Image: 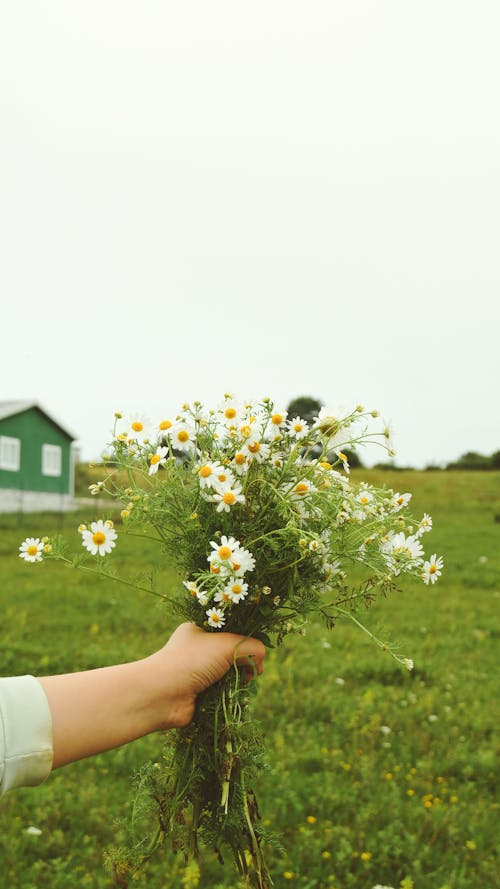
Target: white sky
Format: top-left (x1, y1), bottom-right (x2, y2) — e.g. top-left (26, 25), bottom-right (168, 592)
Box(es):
top-left (1, 1), bottom-right (499, 467)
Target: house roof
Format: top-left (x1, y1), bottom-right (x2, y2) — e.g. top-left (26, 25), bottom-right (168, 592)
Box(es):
top-left (0, 401), bottom-right (77, 441)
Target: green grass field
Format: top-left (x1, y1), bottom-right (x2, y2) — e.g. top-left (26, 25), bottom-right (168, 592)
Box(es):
top-left (0, 471), bottom-right (498, 889)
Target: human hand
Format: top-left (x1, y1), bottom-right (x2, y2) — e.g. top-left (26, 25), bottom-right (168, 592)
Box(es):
top-left (142, 622), bottom-right (266, 731)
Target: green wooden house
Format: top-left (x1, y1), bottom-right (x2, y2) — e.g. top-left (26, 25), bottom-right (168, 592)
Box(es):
top-left (0, 401), bottom-right (77, 512)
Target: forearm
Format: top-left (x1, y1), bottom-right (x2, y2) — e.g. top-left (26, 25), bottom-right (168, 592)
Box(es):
top-left (37, 656), bottom-right (169, 769)
top-left (36, 623), bottom-right (265, 771)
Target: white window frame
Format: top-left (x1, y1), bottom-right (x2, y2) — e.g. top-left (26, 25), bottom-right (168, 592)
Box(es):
top-left (0, 435), bottom-right (21, 471)
top-left (42, 443), bottom-right (62, 477)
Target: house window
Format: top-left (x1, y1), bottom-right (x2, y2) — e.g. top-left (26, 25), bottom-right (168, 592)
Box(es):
top-left (0, 436), bottom-right (21, 471)
top-left (42, 444), bottom-right (62, 477)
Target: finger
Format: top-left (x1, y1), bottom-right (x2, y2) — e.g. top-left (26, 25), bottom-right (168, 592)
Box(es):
top-left (230, 635), bottom-right (266, 671)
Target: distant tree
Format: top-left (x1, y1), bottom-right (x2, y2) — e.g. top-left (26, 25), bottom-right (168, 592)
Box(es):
top-left (446, 451), bottom-right (492, 470)
top-left (286, 395), bottom-right (322, 426)
top-left (491, 450), bottom-right (500, 469)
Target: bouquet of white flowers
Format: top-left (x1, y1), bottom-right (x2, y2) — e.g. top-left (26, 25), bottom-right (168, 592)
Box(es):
top-left (21, 396), bottom-right (443, 887)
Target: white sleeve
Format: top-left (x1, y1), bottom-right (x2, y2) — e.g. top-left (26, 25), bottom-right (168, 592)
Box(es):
top-left (0, 676), bottom-right (53, 796)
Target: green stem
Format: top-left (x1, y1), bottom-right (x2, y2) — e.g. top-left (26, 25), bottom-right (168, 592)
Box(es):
top-left (55, 556), bottom-right (172, 602)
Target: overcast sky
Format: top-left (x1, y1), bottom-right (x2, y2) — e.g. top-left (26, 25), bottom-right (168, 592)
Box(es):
top-left (1, 1), bottom-right (499, 467)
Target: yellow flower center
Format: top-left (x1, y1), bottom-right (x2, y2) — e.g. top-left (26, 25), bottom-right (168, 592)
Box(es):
top-left (231, 561), bottom-right (241, 572)
top-left (225, 407), bottom-right (237, 419)
top-left (218, 545), bottom-right (232, 560)
top-left (210, 564), bottom-right (221, 574)
top-left (271, 413), bottom-right (283, 425)
top-left (429, 564), bottom-right (437, 574)
top-left (295, 483), bottom-right (308, 495)
top-left (27, 545), bottom-right (38, 556)
top-left (199, 465), bottom-right (212, 478)
top-left (159, 420), bottom-right (172, 430)
top-left (131, 421), bottom-right (143, 432)
top-left (92, 532), bottom-right (106, 545)
top-left (177, 430), bottom-right (189, 443)
top-left (232, 584), bottom-right (242, 595)
top-left (150, 454), bottom-right (161, 465)
top-left (360, 496), bottom-right (370, 505)
top-left (248, 442), bottom-right (260, 453)
top-left (222, 491), bottom-right (236, 505)
top-left (218, 473), bottom-right (227, 482)
top-left (240, 425), bottom-right (252, 439)
top-left (234, 453), bottom-right (246, 465)
top-left (320, 461), bottom-right (332, 470)
top-left (294, 423), bottom-right (303, 432)
top-left (211, 613), bottom-right (221, 623)
top-left (338, 452), bottom-right (347, 462)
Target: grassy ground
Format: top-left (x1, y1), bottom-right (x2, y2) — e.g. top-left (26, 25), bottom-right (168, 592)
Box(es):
top-left (0, 471), bottom-right (498, 889)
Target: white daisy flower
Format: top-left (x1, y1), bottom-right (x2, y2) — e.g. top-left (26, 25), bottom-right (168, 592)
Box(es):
top-left (125, 413), bottom-right (152, 444)
top-left (219, 397), bottom-right (243, 425)
top-left (231, 452), bottom-right (249, 474)
top-left (168, 420), bottom-right (196, 452)
top-left (230, 545), bottom-right (256, 576)
top-left (357, 489), bottom-right (374, 507)
top-left (335, 450), bottom-right (350, 474)
top-left (238, 419), bottom-right (260, 446)
top-left (422, 554), bottom-right (444, 585)
top-left (381, 532), bottom-right (424, 574)
top-left (314, 404), bottom-right (352, 431)
top-left (290, 479), bottom-right (316, 500)
top-left (323, 557), bottom-right (342, 577)
top-left (392, 491), bottom-right (412, 511)
top-left (206, 607), bottom-right (226, 629)
top-left (157, 418), bottom-right (173, 435)
top-left (80, 519), bottom-right (117, 557)
top-left (267, 408), bottom-right (288, 440)
top-left (183, 580), bottom-right (201, 598)
top-left (148, 446), bottom-right (168, 475)
top-left (416, 513), bottom-right (433, 536)
top-left (213, 587), bottom-right (234, 605)
top-left (211, 482), bottom-right (246, 513)
top-left (212, 467), bottom-right (236, 491)
top-left (270, 408), bottom-right (287, 427)
top-left (219, 579), bottom-right (249, 604)
top-left (208, 536), bottom-right (240, 572)
top-left (243, 440), bottom-right (271, 464)
top-left (270, 452), bottom-right (285, 469)
top-left (197, 460), bottom-right (227, 489)
top-left (19, 537), bottom-right (44, 563)
top-left (88, 481), bottom-right (104, 495)
top-left (288, 416), bottom-right (309, 440)
top-left (184, 579), bottom-right (209, 606)
top-left (209, 535), bottom-right (240, 557)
